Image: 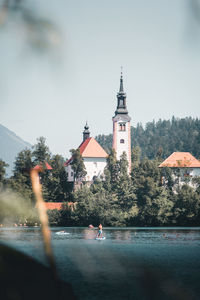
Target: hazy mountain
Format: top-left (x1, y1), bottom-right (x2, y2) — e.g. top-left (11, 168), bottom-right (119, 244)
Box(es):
top-left (0, 124), bottom-right (32, 177)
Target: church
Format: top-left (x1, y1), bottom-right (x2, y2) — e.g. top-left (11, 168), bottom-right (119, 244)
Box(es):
top-left (65, 72), bottom-right (131, 182)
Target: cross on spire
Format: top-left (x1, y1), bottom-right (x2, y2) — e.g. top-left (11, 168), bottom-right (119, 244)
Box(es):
top-left (119, 66), bottom-right (124, 93)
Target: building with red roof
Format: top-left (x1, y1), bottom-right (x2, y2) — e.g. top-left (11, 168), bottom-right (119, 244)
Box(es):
top-left (159, 152), bottom-right (200, 185)
top-left (33, 161), bottom-right (52, 172)
top-left (44, 202), bottom-right (75, 211)
top-left (64, 123), bottom-right (108, 182)
top-left (45, 202), bottom-right (63, 210)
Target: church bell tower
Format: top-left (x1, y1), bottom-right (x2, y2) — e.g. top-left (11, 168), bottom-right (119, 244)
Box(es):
top-left (112, 71), bottom-right (131, 173)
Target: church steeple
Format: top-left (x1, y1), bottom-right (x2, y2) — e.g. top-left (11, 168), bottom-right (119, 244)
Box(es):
top-left (115, 71), bottom-right (128, 115)
top-left (83, 122), bottom-right (90, 141)
top-left (119, 71), bottom-right (124, 93)
top-left (112, 69), bottom-right (131, 174)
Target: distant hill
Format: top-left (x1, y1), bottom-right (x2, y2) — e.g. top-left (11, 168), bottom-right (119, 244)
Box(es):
top-left (0, 124), bottom-right (32, 177)
top-left (96, 117), bottom-right (200, 160)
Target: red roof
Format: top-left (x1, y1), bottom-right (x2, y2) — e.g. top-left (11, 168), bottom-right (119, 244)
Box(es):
top-left (33, 162), bottom-right (52, 172)
top-left (45, 202), bottom-right (74, 210)
top-left (64, 137), bottom-right (108, 166)
top-left (79, 137), bottom-right (92, 155)
top-left (159, 152), bottom-right (200, 168)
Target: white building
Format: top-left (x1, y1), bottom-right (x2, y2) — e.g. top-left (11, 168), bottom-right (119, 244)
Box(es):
top-left (65, 123), bottom-right (108, 182)
top-left (159, 152), bottom-right (200, 187)
top-left (112, 72), bottom-right (131, 173)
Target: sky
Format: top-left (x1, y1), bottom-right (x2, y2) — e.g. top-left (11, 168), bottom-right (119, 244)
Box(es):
top-left (1, 0), bottom-right (200, 159)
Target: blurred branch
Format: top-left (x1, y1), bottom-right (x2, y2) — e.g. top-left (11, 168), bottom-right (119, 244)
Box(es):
top-left (30, 169), bottom-right (57, 279)
top-left (0, 0), bottom-right (62, 53)
top-left (191, 0), bottom-right (200, 23)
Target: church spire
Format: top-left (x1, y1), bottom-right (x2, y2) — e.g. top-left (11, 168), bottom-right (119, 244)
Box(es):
top-left (83, 122), bottom-right (90, 141)
top-left (112, 69), bottom-right (132, 174)
top-left (115, 69), bottom-right (128, 115)
top-left (119, 68), bottom-right (124, 93)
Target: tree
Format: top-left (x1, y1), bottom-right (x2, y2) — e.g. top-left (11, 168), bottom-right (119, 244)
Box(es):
top-left (172, 185), bottom-right (200, 226)
top-left (0, 159), bottom-right (8, 184)
top-left (131, 146), bottom-right (141, 167)
top-left (105, 148), bottom-right (119, 183)
top-left (119, 152), bottom-right (128, 176)
top-left (70, 149), bottom-right (87, 182)
top-left (8, 149), bottom-right (33, 200)
top-left (97, 117), bottom-right (200, 160)
top-left (132, 158), bottom-right (173, 225)
top-left (115, 152), bottom-right (136, 212)
top-left (32, 137), bottom-right (51, 165)
top-left (47, 154), bottom-right (71, 201)
top-left (32, 137), bottom-right (52, 200)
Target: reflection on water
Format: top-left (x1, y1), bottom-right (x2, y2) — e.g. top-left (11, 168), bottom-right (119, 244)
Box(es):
top-left (1, 227), bottom-right (200, 300)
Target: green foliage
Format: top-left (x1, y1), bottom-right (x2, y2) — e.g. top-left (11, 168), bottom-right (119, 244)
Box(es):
top-left (0, 159), bottom-right (8, 183)
top-left (7, 149), bottom-right (33, 200)
top-left (70, 148), bottom-right (87, 182)
top-left (105, 148), bottom-right (119, 184)
top-left (2, 119), bottom-right (200, 227)
top-left (32, 137), bottom-right (51, 164)
top-left (0, 188), bottom-right (39, 226)
top-left (96, 117), bottom-right (200, 160)
top-left (172, 185), bottom-right (200, 226)
top-left (95, 134), bottom-right (112, 153)
top-left (47, 155), bottom-right (70, 201)
top-left (4, 137), bottom-right (71, 203)
top-left (131, 146), bottom-right (141, 167)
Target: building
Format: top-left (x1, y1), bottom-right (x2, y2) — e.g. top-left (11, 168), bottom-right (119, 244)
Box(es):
top-left (44, 202), bottom-right (75, 211)
top-left (112, 72), bottom-right (131, 173)
top-left (64, 123), bottom-right (108, 182)
top-left (33, 161), bottom-right (52, 172)
top-left (159, 152), bottom-right (200, 187)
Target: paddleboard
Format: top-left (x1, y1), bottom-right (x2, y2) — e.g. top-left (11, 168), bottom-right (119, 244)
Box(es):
top-left (55, 231), bottom-right (69, 235)
top-left (95, 237), bottom-right (106, 240)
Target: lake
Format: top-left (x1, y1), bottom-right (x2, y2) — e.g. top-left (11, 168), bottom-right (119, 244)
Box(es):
top-left (1, 227), bottom-right (200, 300)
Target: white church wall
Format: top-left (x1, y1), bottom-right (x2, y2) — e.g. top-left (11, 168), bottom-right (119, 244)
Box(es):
top-left (65, 164), bottom-right (74, 182)
top-left (114, 120), bottom-right (131, 169)
top-left (83, 157), bottom-right (107, 181)
top-left (192, 168), bottom-right (200, 177)
top-left (65, 157), bottom-right (107, 182)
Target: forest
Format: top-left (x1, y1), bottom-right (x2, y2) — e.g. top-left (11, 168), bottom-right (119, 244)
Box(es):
top-left (0, 117), bottom-right (200, 227)
top-left (96, 116), bottom-right (200, 159)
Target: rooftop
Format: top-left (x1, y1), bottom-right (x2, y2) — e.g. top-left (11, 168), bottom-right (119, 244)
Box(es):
top-left (159, 152), bottom-right (200, 168)
top-left (64, 137), bottom-right (107, 166)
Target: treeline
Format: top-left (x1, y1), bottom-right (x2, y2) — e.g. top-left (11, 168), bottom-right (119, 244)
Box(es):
top-left (46, 149), bottom-right (200, 227)
top-left (96, 116), bottom-right (200, 159)
top-left (0, 120), bottom-right (200, 227)
top-left (0, 137), bottom-right (72, 225)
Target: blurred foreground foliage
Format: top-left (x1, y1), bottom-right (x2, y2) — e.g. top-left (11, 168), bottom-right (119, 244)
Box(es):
top-left (1, 136), bottom-right (200, 227)
top-left (0, 0), bottom-right (62, 53)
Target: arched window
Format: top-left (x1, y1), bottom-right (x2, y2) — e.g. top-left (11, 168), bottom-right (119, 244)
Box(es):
top-left (120, 139), bottom-right (125, 144)
top-left (119, 123), bottom-right (126, 131)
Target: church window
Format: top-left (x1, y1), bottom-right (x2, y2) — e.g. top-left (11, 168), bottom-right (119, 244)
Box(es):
top-left (119, 123), bottom-right (126, 131)
top-left (120, 139), bottom-right (125, 144)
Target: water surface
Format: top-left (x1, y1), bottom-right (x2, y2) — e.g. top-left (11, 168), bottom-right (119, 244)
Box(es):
top-left (1, 227), bottom-right (200, 300)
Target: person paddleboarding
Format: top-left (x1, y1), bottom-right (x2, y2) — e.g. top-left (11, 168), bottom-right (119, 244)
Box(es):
top-left (97, 223), bottom-right (103, 238)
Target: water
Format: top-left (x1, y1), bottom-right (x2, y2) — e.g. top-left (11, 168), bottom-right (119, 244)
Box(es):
top-left (1, 227), bottom-right (200, 300)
